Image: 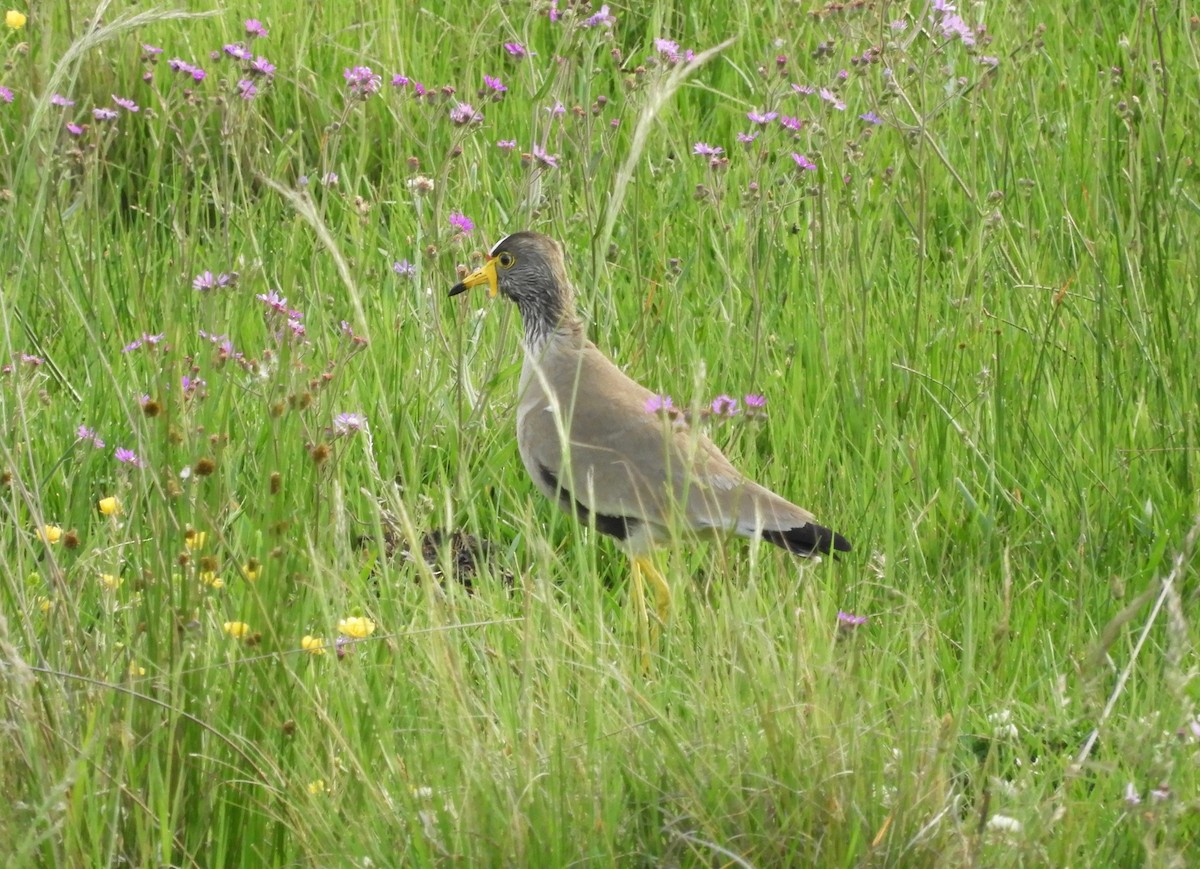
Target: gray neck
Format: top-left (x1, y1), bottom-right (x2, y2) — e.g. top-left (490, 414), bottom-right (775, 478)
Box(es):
top-left (517, 292), bottom-right (581, 354)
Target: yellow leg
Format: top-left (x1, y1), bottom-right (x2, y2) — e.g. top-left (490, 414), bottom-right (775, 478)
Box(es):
top-left (629, 558), bottom-right (650, 673)
top-left (634, 556), bottom-right (672, 642)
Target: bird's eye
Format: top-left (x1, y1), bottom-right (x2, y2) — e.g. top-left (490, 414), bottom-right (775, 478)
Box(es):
top-left (497, 252), bottom-right (516, 269)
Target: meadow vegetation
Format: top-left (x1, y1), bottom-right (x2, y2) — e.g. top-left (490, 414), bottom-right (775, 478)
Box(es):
top-left (1, 0), bottom-right (1198, 865)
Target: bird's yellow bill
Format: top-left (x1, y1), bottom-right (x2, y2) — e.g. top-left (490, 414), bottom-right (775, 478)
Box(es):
top-left (449, 257), bottom-right (498, 298)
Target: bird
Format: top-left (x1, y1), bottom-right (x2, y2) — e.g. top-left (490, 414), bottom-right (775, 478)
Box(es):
top-left (450, 231), bottom-right (850, 665)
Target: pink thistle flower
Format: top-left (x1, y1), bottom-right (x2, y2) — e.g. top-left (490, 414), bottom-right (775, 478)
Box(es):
top-left (66, 122), bottom-right (84, 135)
top-left (532, 144), bottom-right (559, 168)
top-left (224, 44), bottom-right (252, 60)
top-left (693, 142), bottom-right (723, 156)
top-left (344, 66), bottom-right (382, 98)
top-left (449, 212), bottom-right (474, 234)
top-left (93, 107), bottom-right (118, 121)
top-left (736, 131), bottom-right (758, 144)
top-left (245, 18), bottom-right (268, 38)
top-left (483, 75), bottom-right (506, 93)
top-left (747, 110), bottom-right (778, 125)
top-left (115, 447), bottom-right (143, 467)
top-left (710, 394), bottom-right (739, 416)
top-left (449, 102), bottom-right (483, 125)
top-left (332, 412), bottom-right (367, 436)
top-left (503, 42), bottom-right (528, 58)
top-left (792, 83), bottom-right (815, 95)
top-left (76, 425), bottom-right (106, 449)
top-left (50, 93), bottom-right (74, 107)
top-left (743, 393), bottom-right (766, 409)
top-left (497, 139), bottom-right (518, 150)
top-left (237, 80), bottom-right (258, 100)
top-left (250, 56), bottom-right (275, 78)
top-left (581, 4), bottom-right (615, 28)
top-left (791, 153), bottom-right (817, 171)
top-left (818, 88), bottom-right (846, 111)
top-left (644, 395), bottom-right (673, 414)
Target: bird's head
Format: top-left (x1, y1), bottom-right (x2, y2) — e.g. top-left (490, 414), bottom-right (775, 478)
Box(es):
top-left (449, 231), bottom-right (570, 309)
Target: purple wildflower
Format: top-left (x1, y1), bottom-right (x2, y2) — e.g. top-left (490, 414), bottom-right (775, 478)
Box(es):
top-left (181, 374), bottom-right (206, 395)
top-left (66, 122), bottom-right (83, 136)
top-left (792, 84), bottom-right (816, 95)
top-left (780, 115), bottom-right (803, 131)
top-left (224, 44), bottom-right (252, 60)
top-left (237, 80), bottom-right (258, 100)
top-left (548, 1), bottom-right (560, 22)
top-left (393, 260), bottom-right (416, 277)
top-left (250, 56), bottom-right (276, 78)
top-left (93, 107), bottom-right (118, 121)
top-left (1123, 783), bottom-right (1142, 806)
top-left (76, 425), bottom-right (106, 449)
top-left (503, 42), bottom-right (528, 58)
top-left (836, 69), bottom-right (849, 81)
top-left (412, 81), bottom-right (428, 97)
top-left (256, 290), bottom-right (290, 315)
top-left (122, 333), bottom-right (165, 353)
top-left (449, 102), bottom-right (483, 125)
top-left (115, 447), bottom-right (143, 467)
top-left (978, 55), bottom-right (1000, 68)
top-left (344, 66), bottom-right (382, 98)
top-left (20, 353), bottom-right (44, 366)
top-left (532, 144), bottom-right (559, 168)
top-left (497, 139), bottom-right (518, 150)
top-left (322, 172), bottom-right (338, 186)
top-left (332, 412), bottom-right (367, 436)
top-left (644, 395), bottom-right (673, 414)
top-left (545, 101), bottom-right (566, 116)
top-left (392, 74), bottom-right (410, 88)
top-left (710, 395), bottom-right (739, 416)
top-left (889, 19), bottom-right (909, 31)
top-left (245, 18), bottom-right (268, 38)
top-left (193, 271), bottom-right (216, 291)
top-left (143, 44), bottom-right (164, 55)
top-left (50, 93), bottom-right (75, 107)
top-left (693, 142), bottom-right (724, 156)
top-left (791, 153), bottom-right (817, 171)
top-left (483, 75), bottom-right (506, 93)
top-left (743, 393), bottom-right (766, 409)
top-left (938, 13), bottom-right (976, 46)
top-left (581, 4), bottom-right (615, 28)
top-left (0, 87), bottom-right (13, 104)
top-left (747, 110), bottom-right (778, 125)
top-left (168, 58), bottom-right (207, 81)
top-left (859, 111), bottom-right (883, 125)
top-left (655, 38), bottom-right (683, 65)
top-left (449, 212), bottom-right (474, 234)
top-left (837, 611), bottom-right (868, 627)
top-left (736, 131), bottom-right (759, 144)
top-left (819, 88), bottom-right (846, 111)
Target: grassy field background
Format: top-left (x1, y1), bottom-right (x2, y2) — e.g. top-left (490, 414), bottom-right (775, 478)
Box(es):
top-left (1, 0), bottom-right (1198, 865)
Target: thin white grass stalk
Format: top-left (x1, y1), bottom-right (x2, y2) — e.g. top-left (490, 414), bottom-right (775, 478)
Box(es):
top-left (1074, 514), bottom-right (1200, 768)
top-left (598, 38), bottom-right (736, 254)
top-left (256, 175), bottom-right (368, 336)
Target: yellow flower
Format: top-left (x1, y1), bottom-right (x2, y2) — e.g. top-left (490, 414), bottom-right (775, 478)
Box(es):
top-left (223, 621), bottom-right (251, 638)
top-left (99, 573), bottom-right (123, 591)
top-left (98, 496), bottom-right (121, 515)
top-left (128, 660), bottom-right (146, 677)
top-left (37, 524), bottom-right (63, 544)
top-left (5, 10), bottom-right (26, 29)
top-left (241, 559), bottom-right (261, 582)
top-left (199, 571), bottom-right (225, 589)
top-left (337, 616), bottom-right (376, 638)
top-left (301, 635), bottom-right (327, 655)
top-left (306, 779), bottom-right (328, 795)
top-left (35, 595), bottom-right (53, 613)
top-left (184, 529), bottom-right (207, 550)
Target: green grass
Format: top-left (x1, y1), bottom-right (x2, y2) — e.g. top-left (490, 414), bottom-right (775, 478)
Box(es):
top-left (2, 1), bottom-right (1198, 865)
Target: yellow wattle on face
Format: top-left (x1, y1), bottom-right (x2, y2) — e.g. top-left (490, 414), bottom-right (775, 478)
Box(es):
top-left (449, 257), bottom-right (499, 298)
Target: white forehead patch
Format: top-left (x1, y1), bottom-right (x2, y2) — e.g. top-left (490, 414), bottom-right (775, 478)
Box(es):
top-left (488, 237), bottom-right (506, 257)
